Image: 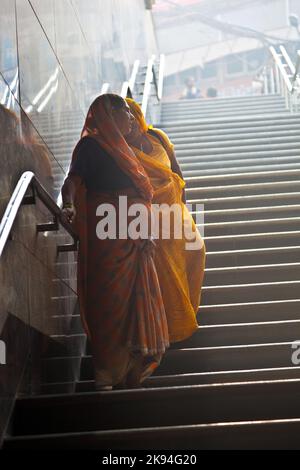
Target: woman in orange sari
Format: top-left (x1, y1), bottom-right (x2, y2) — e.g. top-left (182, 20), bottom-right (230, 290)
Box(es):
top-left (125, 98), bottom-right (206, 344)
top-left (61, 94), bottom-right (169, 390)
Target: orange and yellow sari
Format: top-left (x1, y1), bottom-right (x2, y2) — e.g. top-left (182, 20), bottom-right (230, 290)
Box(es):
top-left (70, 95), bottom-right (169, 387)
top-left (126, 98), bottom-right (206, 343)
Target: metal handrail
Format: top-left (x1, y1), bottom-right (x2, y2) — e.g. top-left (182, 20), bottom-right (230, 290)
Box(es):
top-left (279, 46), bottom-right (300, 92)
top-left (269, 46), bottom-right (292, 92)
top-left (120, 54), bottom-right (165, 119)
top-left (120, 81), bottom-right (131, 98)
top-left (280, 45), bottom-right (295, 72)
top-left (100, 83), bottom-right (110, 95)
top-left (269, 45), bottom-right (300, 112)
top-left (121, 60), bottom-right (140, 98)
top-left (0, 171), bottom-right (78, 258)
top-left (128, 60), bottom-right (140, 96)
top-left (151, 61), bottom-right (159, 99)
top-left (141, 54), bottom-right (156, 114)
top-left (157, 54), bottom-right (165, 101)
top-left (291, 50), bottom-right (300, 93)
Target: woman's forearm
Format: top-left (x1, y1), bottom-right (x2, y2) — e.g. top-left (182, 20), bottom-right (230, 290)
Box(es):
top-left (61, 175), bottom-right (81, 206)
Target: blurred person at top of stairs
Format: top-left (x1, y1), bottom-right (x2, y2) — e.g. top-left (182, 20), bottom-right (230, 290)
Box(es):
top-left (181, 77), bottom-right (202, 100)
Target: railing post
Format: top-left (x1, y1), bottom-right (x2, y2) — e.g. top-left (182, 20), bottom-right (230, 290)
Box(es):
top-left (284, 82), bottom-right (289, 110)
top-left (100, 83), bottom-right (110, 95)
top-left (263, 68), bottom-right (269, 95)
top-left (120, 81), bottom-right (130, 98)
top-left (141, 55), bottom-right (156, 116)
top-left (274, 64), bottom-right (280, 94)
top-left (280, 74), bottom-right (284, 98)
top-left (269, 67), bottom-right (275, 94)
top-left (157, 54), bottom-right (165, 101)
top-left (128, 60), bottom-right (140, 98)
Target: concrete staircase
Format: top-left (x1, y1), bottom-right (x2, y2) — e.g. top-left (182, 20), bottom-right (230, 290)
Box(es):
top-left (4, 93), bottom-right (300, 449)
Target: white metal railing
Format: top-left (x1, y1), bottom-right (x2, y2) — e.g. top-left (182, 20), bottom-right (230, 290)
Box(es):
top-left (0, 172), bottom-right (78, 258)
top-left (120, 54), bottom-right (165, 122)
top-left (157, 53), bottom-right (165, 101)
top-left (141, 55), bottom-right (156, 114)
top-left (100, 82), bottom-right (110, 95)
top-left (141, 54), bottom-right (165, 123)
top-left (99, 55), bottom-right (165, 121)
top-left (120, 60), bottom-right (140, 99)
top-left (291, 50), bottom-right (300, 93)
top-left (269, 45), bottom-right (300, 112)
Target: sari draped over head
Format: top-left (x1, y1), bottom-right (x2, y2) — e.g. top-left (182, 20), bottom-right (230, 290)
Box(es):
top-left (80, 95), bottom-right (153, 201)
top-left (70, 94), bottom-right (169, 387)
top-left (126, 98), bottom-right (206, 343)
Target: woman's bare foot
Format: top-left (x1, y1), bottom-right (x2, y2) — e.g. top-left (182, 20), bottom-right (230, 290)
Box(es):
top-left (94, 369), bottom-right (112, 391)
top-left (125, 357), bottom-right (145, 388)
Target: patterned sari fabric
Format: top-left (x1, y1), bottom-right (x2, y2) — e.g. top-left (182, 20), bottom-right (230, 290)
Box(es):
top-left (126, 98), bottom-right (206, 343)
top-left (70, 95), bottom-right (169, 386)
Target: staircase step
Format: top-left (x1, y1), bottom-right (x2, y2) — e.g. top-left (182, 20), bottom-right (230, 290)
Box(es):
top-left (162, 98), bottom-right (285, 110)
top-left (204, 262), bottom-right (300, 284)
top-left (54, 261), bottom-right (77, 279)
top-left (49, 314), bottom-right (83, 335)
top-left (82, 319), bottom-right (300, 354)
top-left (200, 299), bottom-right (300, 325)
top-left (177, 320), bottom-right (300, 347)
top-left (50, 295), bottom-right (78, 316)
top-left (175, 136), bottom-right (300, 151)
top-left (182, 157), bottom-right (300, 176)
top-left (80, 341), bottom-right (297, 380)
top-left (183, 164), bottom-right (300, 181)
top-left (201, 217), bottom-right (300, 237)
top-left (37, 382), bottom-right (76, 395)
top-left (173, 133), bottom-right (300, 146)
top-left (201, 280), bottom-right (300, 304)
top-left (162, 99), bottom-right (285, 110)
top-left (76, 365), bottom-right (300, 392)
top-left (41, 357), bottom-right (81, 383)
top-left (5, 418), bottom-right (300, 449)
top-left (147, 366), bottom-right (300, 387)
top-left (160, 112), bottom-right (300, 129)
top-left (44, 334), bottom-right (86, 358)
top-left (155, 343), bottom-right (298, 375)
top-left (181, 160), bottom-right (300, 174)
top-left (205, 245), bottom-right (300, 268)
top-left (187, 180), bottom-right (300, 198)
top-left (176, 143), bottom-right (300, 158)
top-left (167, 121), bottom-right (300, 138)
top-left (162, 106), bottom-right (289, 117)
top-left (187, 192), bottom-right (300, 210)
top-left (200, 205), bottom-right (300, 223)
top-left (8, 379), bottom-right (300, 437)
top-left (162, 109), bottom-right (288, 120)
top-left (171, 127), bottom-right (300, 143)
top-left (203, 230), bottom-right (300, 251)
top-left (185, 169), bottom-right (300, 187)
top-left (163, 94), bottom-right (283, 107)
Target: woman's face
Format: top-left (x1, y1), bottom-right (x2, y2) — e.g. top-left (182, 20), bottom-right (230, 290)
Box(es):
top-left (125, 117), bottom-right (141, 142)
top-left (112, 102), bottom-right (134, 136)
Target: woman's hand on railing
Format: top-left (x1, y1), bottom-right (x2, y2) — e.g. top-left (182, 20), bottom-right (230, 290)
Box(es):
top-left (62, 203), bottom-right (76, 223)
